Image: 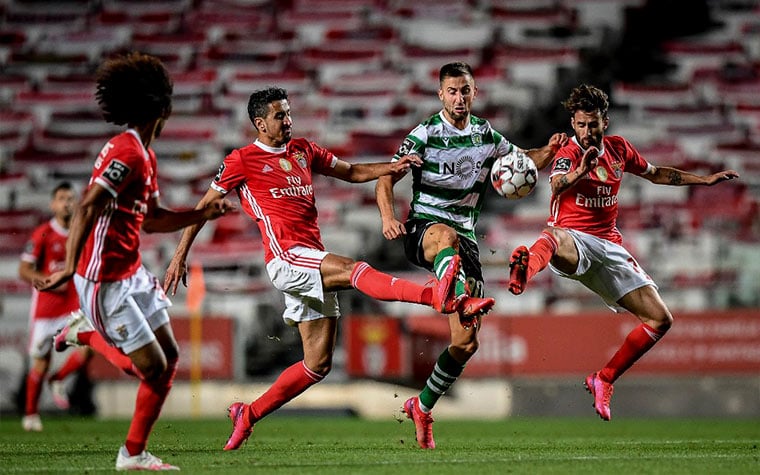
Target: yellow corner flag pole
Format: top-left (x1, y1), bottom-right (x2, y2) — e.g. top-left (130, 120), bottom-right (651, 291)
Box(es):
top-left (186, 260), bottom-right (206, 418)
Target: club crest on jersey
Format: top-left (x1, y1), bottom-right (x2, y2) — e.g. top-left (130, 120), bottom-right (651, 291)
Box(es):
top-left (279, 158), bottom-right (292, 172)
top-left (596, 166), bottom-right (608, 182)
top-left (293, 151), bottom-right (307, 168)
top-left (471, 132), bottom-right (482, 146)
top-left (103, 160), bottom-right (130, 186)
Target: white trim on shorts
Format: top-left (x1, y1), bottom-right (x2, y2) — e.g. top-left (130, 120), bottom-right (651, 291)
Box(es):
top-left (549, 228), bottom-right (657, 313)
top-left (74, 265), bottom-right (172, 354)
top-left (266, 246), bottom-right (340, 326)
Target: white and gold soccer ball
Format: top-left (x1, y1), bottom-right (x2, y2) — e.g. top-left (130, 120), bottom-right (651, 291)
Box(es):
top-left (490, 150), bottom-right (538, 200)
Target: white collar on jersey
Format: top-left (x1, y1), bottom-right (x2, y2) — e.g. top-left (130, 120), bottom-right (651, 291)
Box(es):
top-left (571, 135), bottom-right (605, 157)
top-left (49, 217), bottom-right (69, 237)
top-left (126, 128), bottom-right (150, 160)
top-left (438, 110), bottom-right (472, 135)
top-left (253, 139), bottom-right (286, 154)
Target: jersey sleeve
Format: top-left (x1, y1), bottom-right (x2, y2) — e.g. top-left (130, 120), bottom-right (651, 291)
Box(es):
top-left (621, 137), bottom-right (652, 176)
top-left (493, 130), bottom-right (516, 156)
top-left (309, 141), bottom-right (338, 173)
top-left (392, 124), bottom-right (427, 162)
top-left (20, 226), bottom-right (45, 265)
top-left (549, 144), bottom-right (578, 178)
top-left (211, 150), bottom-right (246, 194)
top-left (93, 141), bottom-right (143, 198)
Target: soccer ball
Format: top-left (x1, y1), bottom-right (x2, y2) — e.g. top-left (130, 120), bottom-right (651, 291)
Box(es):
top-left (490, 150), bottom-right (538, 199)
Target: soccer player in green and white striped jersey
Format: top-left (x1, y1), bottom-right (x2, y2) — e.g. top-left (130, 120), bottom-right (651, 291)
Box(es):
top-left (376, 62), bottom-right (567, 449)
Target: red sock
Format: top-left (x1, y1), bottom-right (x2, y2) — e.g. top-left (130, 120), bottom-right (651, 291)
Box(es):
top-left (245, 361), bottom-right (323, 424)
top-left (125, 358), bottom-right (177, 456)
top-left (79, 331), bottom-right (141, 378)
top-left (25, 367), bottom-right (44, 415)
top-left (527, 231), bottom-right (558, 281)
top-left (350, 262), bottom-right (432, 305)
top-left (599, 323), bottom-right (667, 383)
top-left (50, 349), bottom-right (88, 381)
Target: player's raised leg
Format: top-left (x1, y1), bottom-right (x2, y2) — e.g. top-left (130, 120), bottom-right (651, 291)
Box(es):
top-left (509, 230), bottom-right (559, 295)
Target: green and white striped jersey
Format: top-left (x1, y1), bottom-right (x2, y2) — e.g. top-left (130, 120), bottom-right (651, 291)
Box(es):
top-left (393, 111), bottom-right (515, 241)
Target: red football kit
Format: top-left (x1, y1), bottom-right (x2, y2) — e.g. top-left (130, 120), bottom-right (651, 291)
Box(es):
top-left (548, 135), bottom-right (652, 245)
top-left (21, 219), bottom-right (79, 319)
top-left (211, 138), bottom-right (337, 263)
top-left (78, 129), bottom-right (159, 282)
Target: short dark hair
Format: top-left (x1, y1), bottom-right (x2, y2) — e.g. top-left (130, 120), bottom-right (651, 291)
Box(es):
top-left (439, 62), bottom-right (474, 84)
top-left (247, 87), bottom-right (289, 124)
top-left (562, 84), bottom-right (609, 118)
top-left (51, 181), bottom-right (73, 197)
top-left (95, 52), bottom-right (173, 126)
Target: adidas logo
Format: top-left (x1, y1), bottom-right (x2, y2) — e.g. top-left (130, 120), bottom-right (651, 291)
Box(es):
top-left (262, 164), bottom-right (273, 173)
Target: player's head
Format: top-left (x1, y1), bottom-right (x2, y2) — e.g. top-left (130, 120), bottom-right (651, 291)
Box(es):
top-left (95, 52), bottom-right (173, 136)
top-left (247, 87), bottom-right (292, 147)
top-left (50, 181), bottom-right (76, 224)
top-left (438, 62), bottom-right (477, 127)
top-left (562, 84), bottom-right (609, 150)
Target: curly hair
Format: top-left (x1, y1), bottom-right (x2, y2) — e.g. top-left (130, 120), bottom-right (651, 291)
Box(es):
top-left (95, 52), bottom-right (173, 126)
top-left (562, 84), bottom-right (609, 118)
top-left (247, 87), bottom-right (288, 124)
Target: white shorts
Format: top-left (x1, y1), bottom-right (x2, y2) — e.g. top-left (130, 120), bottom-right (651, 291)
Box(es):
top-left (266, 246), bottom-right (340, 326)
top-left (74, 265), bottom-right (172, 354)
top-left (550, 229), bottom-right (657, 312)
top-left (27, 312), bottom-right (79, 358)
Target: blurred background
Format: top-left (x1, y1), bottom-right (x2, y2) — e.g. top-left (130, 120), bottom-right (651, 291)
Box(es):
top-left (0, 0), bottom-right (758, 420)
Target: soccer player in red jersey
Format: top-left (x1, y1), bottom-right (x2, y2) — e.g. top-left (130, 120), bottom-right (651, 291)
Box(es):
top-left (508, 84), bottom-right (739, 421)
top-left (35, 52), bottom-right (233, 471)
top-left (162, 87), bottom-right (461, 451)
top-left (19, 182), bottom-right (93, 431)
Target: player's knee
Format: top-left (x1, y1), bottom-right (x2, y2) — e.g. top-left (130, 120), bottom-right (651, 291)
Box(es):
top-left (308, 359), bottom-right (332, 378)
top-left (140, 358), bottom-right (168, 381)
top-left (652, 311), bottom-right (673, 333)
top-left (452, 339), bottom-right (479, 359)
top-left (440, 227), bottom-right (459, 249)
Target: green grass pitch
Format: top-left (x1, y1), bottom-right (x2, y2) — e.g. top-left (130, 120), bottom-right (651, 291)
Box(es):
top-left (1, 415), bottom-right (758, 474)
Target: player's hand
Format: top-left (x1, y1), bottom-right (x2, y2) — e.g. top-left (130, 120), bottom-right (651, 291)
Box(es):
top-left (706, 169), bottom-right (740, 185)
top-left (382, 217), bottom-right (406, 240)
top-left (203, 198), bottom-right (236, 221)
top-left (163, 258), bottom-right (188, 296)
top-left (548, 132), bottom-right (569, 152)
top-left (33, 270), bottom-right (73, 292)
top-left (389, 155), bottom-right (422, 176)
top-left (579, 146), bottom-right (599, 174)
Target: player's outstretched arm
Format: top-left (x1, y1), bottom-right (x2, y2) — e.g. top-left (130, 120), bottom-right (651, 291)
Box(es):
top-left (327, 155), bottom-right (422, 183)
top-left (142, 196), bottom-right (235, 234)
top-left (376, 173), bottom-right (406, 241)
top-left (524, 132), bottom-right (568, 170)
top-left (641, 166), bottom-right (740, 186)
top-left (163, 188), bottom-right (228, 296)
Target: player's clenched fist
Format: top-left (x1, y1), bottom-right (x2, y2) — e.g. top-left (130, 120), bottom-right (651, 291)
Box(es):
top-left (202, 198), bottom-right (236, 220)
